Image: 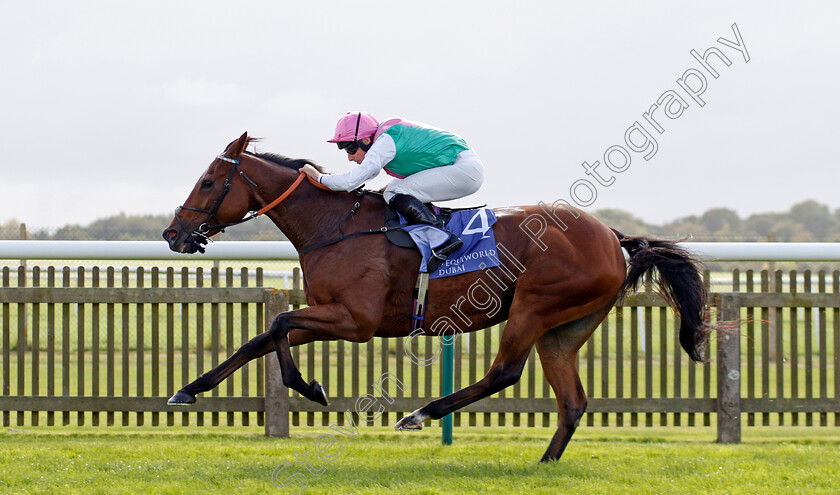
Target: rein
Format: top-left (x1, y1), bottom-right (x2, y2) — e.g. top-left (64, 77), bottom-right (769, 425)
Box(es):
top-left (256, 171), bottom-right (307, 215)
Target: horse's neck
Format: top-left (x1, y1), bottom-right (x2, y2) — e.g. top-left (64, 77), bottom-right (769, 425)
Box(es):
top-left (268, 196), bottom-right (344, 249)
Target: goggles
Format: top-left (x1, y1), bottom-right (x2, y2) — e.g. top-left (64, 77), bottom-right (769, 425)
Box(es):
top-left (337, 141), bottom-right (360, 154)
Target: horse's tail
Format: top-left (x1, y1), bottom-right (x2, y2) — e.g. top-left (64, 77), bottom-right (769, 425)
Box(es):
top-left (612, 228), bottom-right (709, 362)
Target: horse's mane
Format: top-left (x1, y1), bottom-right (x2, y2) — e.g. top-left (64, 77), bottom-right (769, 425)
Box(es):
top-left (243, 138), bottom-right (324, 173)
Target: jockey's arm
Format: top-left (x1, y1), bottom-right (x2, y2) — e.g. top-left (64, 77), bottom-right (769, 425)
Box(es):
top-left (319, 134), bottom-right (397, 191)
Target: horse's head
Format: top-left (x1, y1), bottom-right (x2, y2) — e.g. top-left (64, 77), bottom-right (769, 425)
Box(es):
top-left (163, 132), bottom-right (257, 253)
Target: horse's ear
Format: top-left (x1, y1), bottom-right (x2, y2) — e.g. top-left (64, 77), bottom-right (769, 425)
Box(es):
top-left (224, 131), bottom-right (249, 158)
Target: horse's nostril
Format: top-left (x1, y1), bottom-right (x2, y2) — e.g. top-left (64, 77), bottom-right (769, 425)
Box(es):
top-left (165, 230), bottom-right (177, 239)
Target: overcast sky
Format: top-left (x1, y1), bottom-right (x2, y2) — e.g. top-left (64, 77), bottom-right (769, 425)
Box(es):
top-left (2, 1), bottom-right (838, 231)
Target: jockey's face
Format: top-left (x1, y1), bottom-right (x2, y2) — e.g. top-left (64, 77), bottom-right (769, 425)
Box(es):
top-left (346, 137), bottom-right (372, 164)
top-left (347, 147), bottom-right (366, 164)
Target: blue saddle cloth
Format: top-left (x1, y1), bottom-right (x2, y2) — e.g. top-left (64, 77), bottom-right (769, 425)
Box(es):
top-left (400, 208), bottom-right (500, 278)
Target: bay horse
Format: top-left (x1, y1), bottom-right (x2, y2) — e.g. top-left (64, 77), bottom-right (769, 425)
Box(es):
top-left (163, 132), bottom-right (708, 462)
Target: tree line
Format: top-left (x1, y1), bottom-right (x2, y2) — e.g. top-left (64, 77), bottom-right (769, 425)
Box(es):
top-left (594, 200), bottom-right (840, 242)
top-left (2, 213), bottom-right (287, 241)
top-left (3, 199), bottom-right (840, 242)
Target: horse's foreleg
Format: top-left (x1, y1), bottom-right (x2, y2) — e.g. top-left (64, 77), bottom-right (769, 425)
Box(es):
top-left (168, 331), bottom-right (274, 405)
top-left (167, 328), bottom-right (326, 405)
top-left (268, 304), bottom-right (369, 407)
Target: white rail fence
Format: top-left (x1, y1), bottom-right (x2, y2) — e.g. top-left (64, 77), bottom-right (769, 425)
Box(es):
top-left (1, 240), bottom-right (840, 261)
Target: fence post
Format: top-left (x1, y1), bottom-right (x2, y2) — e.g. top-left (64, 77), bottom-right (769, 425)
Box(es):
top-left (716, 293), bottom-right (741, 443)
top-left (264, 290), bottom-right (290, 437)
top-left (441, 336), bottom-right (453, 445)
top-left (19, 224), bottom-right (28, 351)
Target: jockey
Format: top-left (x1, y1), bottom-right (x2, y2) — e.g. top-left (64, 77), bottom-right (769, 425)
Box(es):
top-left (302, 111), bottom-right (485, 261)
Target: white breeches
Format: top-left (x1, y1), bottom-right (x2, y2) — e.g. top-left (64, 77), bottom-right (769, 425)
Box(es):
top-left (382, 149), bottom-right (485, 203)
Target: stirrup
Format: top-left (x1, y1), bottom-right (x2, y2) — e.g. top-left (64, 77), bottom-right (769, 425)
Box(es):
top-left (431, 234), bottom-right (463, 260)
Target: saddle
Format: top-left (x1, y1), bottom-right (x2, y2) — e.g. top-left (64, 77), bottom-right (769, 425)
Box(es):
top-left (384, 202), bottom-right (485, 248)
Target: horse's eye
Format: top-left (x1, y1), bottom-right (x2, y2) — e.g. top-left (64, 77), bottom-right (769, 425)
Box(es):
top-left (201, 179), bottom-right (214, 188)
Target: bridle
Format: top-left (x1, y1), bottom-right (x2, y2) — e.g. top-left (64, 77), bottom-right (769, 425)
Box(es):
top-left (173, 153), bottom-right (311, 252)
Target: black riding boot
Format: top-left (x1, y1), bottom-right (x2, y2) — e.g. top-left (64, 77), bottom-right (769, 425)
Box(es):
top-left (389, 194), bottom-right (463, 260)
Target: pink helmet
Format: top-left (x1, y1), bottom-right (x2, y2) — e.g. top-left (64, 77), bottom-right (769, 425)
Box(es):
top-left (327, 111), bottom-right (379, 143)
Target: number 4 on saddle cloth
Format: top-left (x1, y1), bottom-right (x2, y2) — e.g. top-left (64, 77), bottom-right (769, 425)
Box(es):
top-left (385, 205), bottom-right (501, 278)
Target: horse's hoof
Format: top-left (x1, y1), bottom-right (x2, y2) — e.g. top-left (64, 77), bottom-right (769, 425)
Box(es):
top-left (310, 380), bottom-right (329, 407)
top-left (395, 412), bottom-right (424, 431)
top-left (167, 391), bottom-right (196, 405)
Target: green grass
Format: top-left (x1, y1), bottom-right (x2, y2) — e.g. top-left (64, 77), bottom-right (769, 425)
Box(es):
top-left (0, 425), bottom-right (837, 494)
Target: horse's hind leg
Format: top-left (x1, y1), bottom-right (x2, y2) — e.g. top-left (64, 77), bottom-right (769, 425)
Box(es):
top-left (536, 305), bottom-right (612, 462)
top-left (395, 316), bottom-right (539, 430)
top-left (394, 300), bottom-right (612, 433)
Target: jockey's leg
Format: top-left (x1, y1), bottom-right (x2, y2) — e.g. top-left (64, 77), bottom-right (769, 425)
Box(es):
top-left (389, 193), bottom-right (463, 260)
top-left (384, 150), bottom-right (485, 261)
